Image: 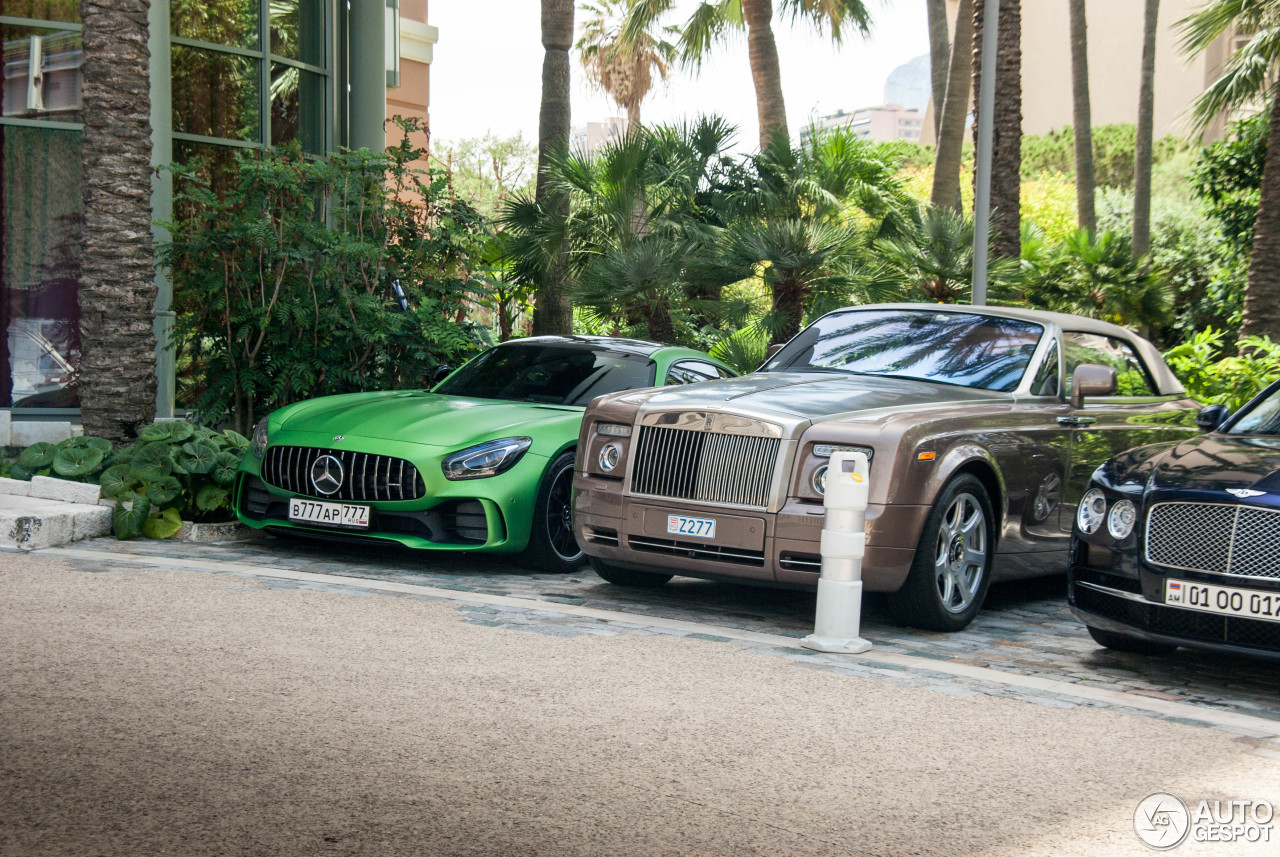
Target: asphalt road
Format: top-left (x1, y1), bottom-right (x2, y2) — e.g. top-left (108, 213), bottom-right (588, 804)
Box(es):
top-left (2, 548), bottom-right (1279, 856)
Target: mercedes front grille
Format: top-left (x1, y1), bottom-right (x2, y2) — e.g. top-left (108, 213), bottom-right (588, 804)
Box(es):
top-left (262, 446), bottom-right (426, 502)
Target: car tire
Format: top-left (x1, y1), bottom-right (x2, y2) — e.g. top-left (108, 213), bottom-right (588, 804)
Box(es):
top-left (889, 474), bottom-right (995, 632)
top-left (588, 555), bottom-right (673, 588)
top-left (522, 450), bottom-right (586, 573)
top-left (1085, 625), bottom-right (1178, 655)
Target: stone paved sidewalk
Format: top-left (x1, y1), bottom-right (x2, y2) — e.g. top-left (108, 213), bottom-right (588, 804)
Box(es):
top-left (53, 534), bottom-right (1280, 737)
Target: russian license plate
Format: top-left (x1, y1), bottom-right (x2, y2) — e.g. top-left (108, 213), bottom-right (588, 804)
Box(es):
top-left (1165, 579), bottom-right (1280, 624)
top-left (667, 514), bottom-right (716, 539)
top-left (288, 498), bottom-right (370, 529)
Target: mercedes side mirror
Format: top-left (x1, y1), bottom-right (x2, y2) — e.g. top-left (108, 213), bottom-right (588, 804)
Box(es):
top-left (1070, 364), bottom-right (1117, 409)
top-left (1196, 403), bottom-right (1230, 432)
top-left (428, 364), bottom-right (452, 386)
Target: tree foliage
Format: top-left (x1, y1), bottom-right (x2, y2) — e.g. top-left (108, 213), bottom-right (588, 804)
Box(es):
top-left (161, 120), bottom-right (492, 434)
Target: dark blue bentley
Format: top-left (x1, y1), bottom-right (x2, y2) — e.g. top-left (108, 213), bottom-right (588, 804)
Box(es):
top-left (1069, 379), bottom-right (1280, 660)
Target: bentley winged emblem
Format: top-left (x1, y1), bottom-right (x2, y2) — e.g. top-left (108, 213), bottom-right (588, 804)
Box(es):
top-left (1227, 488), bottom-right (1266, 499)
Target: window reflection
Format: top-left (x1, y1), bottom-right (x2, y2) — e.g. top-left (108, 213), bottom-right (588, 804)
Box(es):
top-left (169, 0), bottom-right (259, 49)
top-left (270, 64), bottom-right (324, 153)
top-left (0, 124), bottom-right (81, 407)
top-left (171, 45), bottom-right (260, 142)
top-left (1, 0), bottom-right (80, 24)
top-left (1, 25), bottom-right (82, 122)
top-left (270, 0), bottom-right (325, 66)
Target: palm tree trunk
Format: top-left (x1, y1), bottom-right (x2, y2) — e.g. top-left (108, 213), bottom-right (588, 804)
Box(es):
top-left (78, 0), bottom-right (157, 442)
top-left (972, 0), bottom-right (1021, 260)
top-left (647, 302), bottom-right (674, 344)
top-left (1068, 0), bottom-right (1096, 234)
top-left (926, 0), bottom-right (951, 141)
top-left (930, 0), bottom-right (973, 211)
top-left (1242, 88), bottom-right (1280, 341)
top-left (531, 0), bottom-right (575, 336)
top-left (1132, 0), bottom-right (1159, 258)
top-left (742, 0), bottom-right (789, 150)
top-left (771, 277), bottom-right (805, 344)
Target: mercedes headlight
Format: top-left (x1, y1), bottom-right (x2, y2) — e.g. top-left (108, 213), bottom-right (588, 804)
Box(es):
top-left (442, 437), bottom-right (532, 480)
top-left (251, 418), bottom-right (269, 459)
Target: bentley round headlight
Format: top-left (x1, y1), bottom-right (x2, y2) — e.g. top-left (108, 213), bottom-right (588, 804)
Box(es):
top-left (1107, 498), bottom-right (1137, 540)
top-left (1077, 487), bottom-right (1107, 534)
top-left (599, 442), bottom-right (621, 473)
top-left (251, 418), bottom-right (269, 459)
top-left (812, 464), bottom-right (829, 496)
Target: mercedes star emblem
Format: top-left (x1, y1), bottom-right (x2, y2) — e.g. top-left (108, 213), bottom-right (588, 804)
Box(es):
top-left (333, 435), bottom-right (345, 441)
top-left (310, 454), bottom-right (345, 496)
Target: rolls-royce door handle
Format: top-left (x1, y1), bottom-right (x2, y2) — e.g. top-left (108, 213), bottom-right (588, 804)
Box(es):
top-left (1057, 415), bottom-right (1097, 428)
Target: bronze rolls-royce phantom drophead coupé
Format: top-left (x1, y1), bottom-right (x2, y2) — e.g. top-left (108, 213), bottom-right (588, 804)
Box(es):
top-left (572, 304), bottom-right (1205, 631)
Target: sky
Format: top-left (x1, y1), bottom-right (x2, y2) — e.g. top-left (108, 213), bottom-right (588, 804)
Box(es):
top-left (427, 0), bottom-right (929, 152)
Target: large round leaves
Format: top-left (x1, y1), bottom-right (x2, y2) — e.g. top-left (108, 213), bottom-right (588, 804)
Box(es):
top-left (138, 421), bottom-right (195, 443)
top-left (113, 492), bottom-right (153, 540)
top-left (142, 507), bottom-right (184, 540)
top-left (18, 442), bottom-right (56, 470)
top-left (146, 476), bottom-right (184, 506)
top-left (178, 441), bottom-right (219, 475)
top-left (53, 446), bottom-right (105, 478)
top-left (98, 465), bottom-right (134, 499)
top-left (212, 451), bottom-right (242, 487)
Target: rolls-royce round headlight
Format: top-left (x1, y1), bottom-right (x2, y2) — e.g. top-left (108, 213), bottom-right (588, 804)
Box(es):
top-left (1077, 487), bottom-right (1107, 534)
top-left (251, 418), bottom-right (269, 459)
top-left (1107, 498), bottom-right (1137, 540)
top-left (812, 464), bottom-right (829, 496)
top-left (599, 442), bottom-right (621, 473)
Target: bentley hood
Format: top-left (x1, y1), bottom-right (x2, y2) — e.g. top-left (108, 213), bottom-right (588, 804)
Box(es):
top-left (617, 371), bottom-right (1002, 421)
top-left (1148, 434), bottom-right (1280, 496)
top-left (273, 391), bottom-right (581, 447)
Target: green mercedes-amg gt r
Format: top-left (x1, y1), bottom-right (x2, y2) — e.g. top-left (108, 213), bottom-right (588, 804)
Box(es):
top-left (234, 336), bottom-right (735, 571)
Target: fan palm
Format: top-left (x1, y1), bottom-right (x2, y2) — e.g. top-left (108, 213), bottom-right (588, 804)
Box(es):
top-left (875, 206), bottom-right (1017, 304)
top-left (1181, 0), bottom-right (1280, 340)
top-left (578, 0), bottom-right (678, 126)
top-left (624, 0), bottom-right (873, 149)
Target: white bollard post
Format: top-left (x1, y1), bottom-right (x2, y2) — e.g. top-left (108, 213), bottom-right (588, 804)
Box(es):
top-left (802, 450), bottom-right (873, 654)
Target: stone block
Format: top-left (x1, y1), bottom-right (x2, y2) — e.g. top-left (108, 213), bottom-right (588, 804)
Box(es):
top-left (10, 421), bottom-right (72, 447)
top-left (71, 504), bottom-right (114, 541)
top-left (29, 476), bottom-right (101, 505)
top-left (0, 510), bottom-right (72, 550)
top-left (0, 477), bottom-right (31, 496)
top-left (175, 520), bottom-right (263, 542)
top-left (0, 410), bottom-right (10, 446)
top-left (70, 424), bottom-right (84, 437)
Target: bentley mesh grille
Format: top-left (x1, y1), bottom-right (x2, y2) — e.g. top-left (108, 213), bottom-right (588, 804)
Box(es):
top-left (630, 424), bottom-right (779, 508)
top-left (1145, 501), bottom-right (1280, 580)
top-left (262, 446), bottom-right (426, 502)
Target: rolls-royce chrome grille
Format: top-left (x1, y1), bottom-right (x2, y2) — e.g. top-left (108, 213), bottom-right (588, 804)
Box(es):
top-left (1145, 501), bottom-right (1280, 580)
top-left (262, 446), bottom-right (426, 502)
top-left (630, 423), bottom-right (780, 508)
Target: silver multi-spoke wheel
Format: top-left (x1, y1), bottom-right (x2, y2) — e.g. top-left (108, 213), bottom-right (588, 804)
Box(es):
top-left (931, 491), bottom-right (988, 615)
top-left (890, 474), bottom-right (995, 632)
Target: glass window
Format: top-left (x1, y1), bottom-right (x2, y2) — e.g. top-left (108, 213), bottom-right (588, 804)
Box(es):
top-left (270, 0), bottom-right (326, 66)
top-left (666, 360), bottom-right (733, 385)
top-left (1030, 339), bottom-right (1060, 397)
top-left (1227, 384), bottom-right (1280, 435)
top-left (1063, 332), bottom-right (1155, 397)
top-left (3, 1), bottom-right (80, 24)
top-left (170, 0), bottom-right (259, 50)
top-left (435, 345), bottom-right (657, 406)
top-left (764, 309), bottom-right (1044, 393)
top-left (1, 123), bottom-right (81, 407)
top-left (1, 25), bottom-right (82, 123)
top-left (270, 64), bottom-right (325, 154)
top-left (171, 45), bottom-right (261, 142)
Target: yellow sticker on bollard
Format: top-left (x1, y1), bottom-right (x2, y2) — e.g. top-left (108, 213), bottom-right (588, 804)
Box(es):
top-left (852, 473), bottom-right (863, 482)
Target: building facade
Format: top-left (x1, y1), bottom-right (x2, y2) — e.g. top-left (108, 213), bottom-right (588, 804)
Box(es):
top-left (802, 104), bottom-right (925, 144)
top-left (0, 0), bottom-right (434, 435)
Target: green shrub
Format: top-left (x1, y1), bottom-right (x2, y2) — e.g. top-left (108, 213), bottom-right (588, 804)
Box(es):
top-left (14, 426), bottom-right (249, 539)
top-left (1020, 124), bottom-right (1189, 190)
top-left (1163, 327), bottom-right (1280, 411)
top-left (161, 117), bottom-right (493, 436)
